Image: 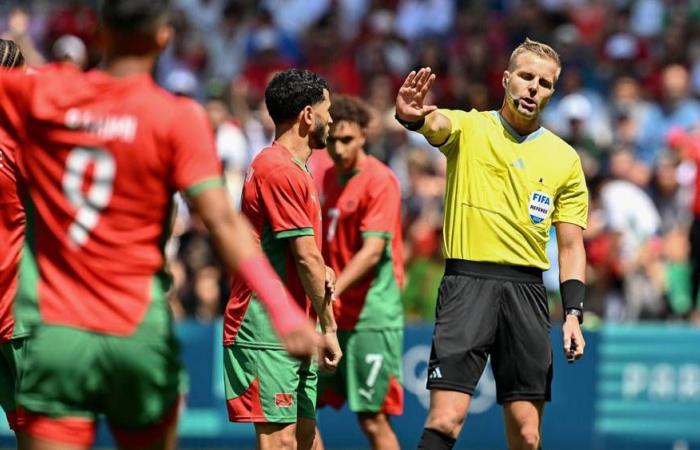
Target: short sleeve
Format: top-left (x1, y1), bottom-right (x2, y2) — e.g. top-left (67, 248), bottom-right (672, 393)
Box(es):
top-left (260, 167), bottom-right (315, 238)
top-left (0, 71), bottom-right (33, 144)
top-left (552, 157), bottom-right (589, 229)
top-left (435, 109), bottom-right (474, 156)
top-left (171, 100), bottom-right (224, 196)
top-left (360, 172), bottom-right (401, 239)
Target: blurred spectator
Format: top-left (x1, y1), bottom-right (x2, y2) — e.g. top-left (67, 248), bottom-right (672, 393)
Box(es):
top-left (51, 34), bottom-right (86, 69)
top-left (1, 7), bottom-right (45, 66)
top-left (205, 95), bottom-right (249, 207)
top-left (640, 65), bottom-right (700, 167)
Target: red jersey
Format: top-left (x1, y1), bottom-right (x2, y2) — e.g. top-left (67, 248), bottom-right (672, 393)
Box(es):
top-left (317, 156), bottom-right (404, 330)
top-left (0, 64), bottom-right (222, 336)
top-left (225, 142), bottom-right (322, 347)
top-left (0, 129), bottom-right (25, 342)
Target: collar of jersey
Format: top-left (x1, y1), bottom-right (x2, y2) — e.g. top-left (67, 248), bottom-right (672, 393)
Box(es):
top-left (489, 110), bottom-right (546, 144)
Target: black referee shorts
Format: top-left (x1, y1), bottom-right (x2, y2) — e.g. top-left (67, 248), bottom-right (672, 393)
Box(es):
top-left (427, 259), bottom-right (552, 404)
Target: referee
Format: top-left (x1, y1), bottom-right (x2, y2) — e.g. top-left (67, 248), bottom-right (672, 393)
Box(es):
top-left (395, 39), bottom-right (588, 450)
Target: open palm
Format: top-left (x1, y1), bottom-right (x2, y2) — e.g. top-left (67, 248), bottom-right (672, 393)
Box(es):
top-left (395, 67), bottom-right (437, 122)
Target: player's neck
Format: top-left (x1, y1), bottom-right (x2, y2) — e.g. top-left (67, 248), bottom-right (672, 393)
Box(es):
top-left (499, 104), bottom-right (540, 135)
top-left (275, 132), bottom-right (313, 164)
top-left (101, 55), bottom-right (156, 79)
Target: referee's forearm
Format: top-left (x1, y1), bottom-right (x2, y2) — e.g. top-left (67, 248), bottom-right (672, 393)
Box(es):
top-left (558, 243), bottom-right (586, 283)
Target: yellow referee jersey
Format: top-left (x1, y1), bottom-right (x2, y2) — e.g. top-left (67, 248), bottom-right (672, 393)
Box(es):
top-left (436, 109), bottom-right (588, 269)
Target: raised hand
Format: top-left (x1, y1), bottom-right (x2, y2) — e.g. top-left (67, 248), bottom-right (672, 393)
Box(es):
top-left (396, 67), bottom-right (438, 122)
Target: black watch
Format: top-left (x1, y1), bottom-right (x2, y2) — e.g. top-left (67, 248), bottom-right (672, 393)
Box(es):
top-left (565, 308), bottom-right (583, 324)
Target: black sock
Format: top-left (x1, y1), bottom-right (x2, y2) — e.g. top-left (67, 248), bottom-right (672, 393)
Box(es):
top-left (417, 428), bottom-right (456, 450)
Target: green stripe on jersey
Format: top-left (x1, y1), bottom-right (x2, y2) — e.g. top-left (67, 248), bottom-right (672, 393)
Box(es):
top-left (356, 240), bottom-right (403, 330)
top-left (184, 176), bottom-right (225, 198)
top-left (362, 231), bottom-right (392, 239)
top-left (14, 196), bottom-right (39, 338)
top-left (276, 228), bottom-right (314, 239)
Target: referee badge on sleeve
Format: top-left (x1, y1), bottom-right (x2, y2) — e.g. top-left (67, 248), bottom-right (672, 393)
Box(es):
top-left (528, 191), bottom-right (551, 224)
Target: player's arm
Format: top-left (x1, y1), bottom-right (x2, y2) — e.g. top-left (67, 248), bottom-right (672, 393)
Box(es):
top-left (189, 186), bottom-right (318, 358)
top-left (555, 221), bottom-right (586, 363)
top-left (289, 235), bottom-right (342, 371)
top-left (335, 236), bottom-right (386, 298)
top-left (395, 67), bottom-right (452, 146)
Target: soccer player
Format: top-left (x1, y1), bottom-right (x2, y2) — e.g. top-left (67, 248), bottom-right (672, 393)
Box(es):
top-left (313, 95), bottom-right (404, 450)
top-left (0, 38), bottom-right (28, 450)
top-left (0, 1), bottom-right (318, 449)
top-left (224, 69), bottom-right (342, 450)
top-left (394, 39), bottom-right (588, 450)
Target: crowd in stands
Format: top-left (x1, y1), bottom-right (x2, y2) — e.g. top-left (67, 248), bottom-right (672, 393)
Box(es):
top-left (5, 0), bottom-right (700, 326)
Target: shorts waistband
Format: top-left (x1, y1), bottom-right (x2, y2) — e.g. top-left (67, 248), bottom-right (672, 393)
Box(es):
top-left (444, 259), bottom-right (543, 283)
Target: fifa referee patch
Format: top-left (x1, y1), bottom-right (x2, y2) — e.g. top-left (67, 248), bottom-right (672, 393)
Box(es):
top-left (528, 191), bottom-right (551, 224)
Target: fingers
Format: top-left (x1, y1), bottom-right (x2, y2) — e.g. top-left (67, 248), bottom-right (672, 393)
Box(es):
top-left (401, 70), bottom-right (417, 89)
top-left (415, 73), bottom-right (436, 103)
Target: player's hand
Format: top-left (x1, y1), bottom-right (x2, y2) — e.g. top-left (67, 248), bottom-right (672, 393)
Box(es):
top-left (325, 266), bottom-right (336, 300)
top-left (280, 322), bottom-right (321, 359)
top-left (562, 315), bottom-right (585, 363)
top-left (395, 67), bottom-right (438, 122)
top-left (318, 330), bottom-right (342, 373)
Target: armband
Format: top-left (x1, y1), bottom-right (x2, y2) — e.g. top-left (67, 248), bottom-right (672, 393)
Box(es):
top-left (561, 279), bottom-right (585, 324)
top-left (394, 114), bottom-right (425, 131)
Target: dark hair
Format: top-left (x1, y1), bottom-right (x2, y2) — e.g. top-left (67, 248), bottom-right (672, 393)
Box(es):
top-left (99, 0), bottom-right (171, 33)
top-left (330, 95), bottom-right (370, 128)
top-left (265, 69), bottom-right (328, 124)
top-left (0, 39), bottom-right (24, 70)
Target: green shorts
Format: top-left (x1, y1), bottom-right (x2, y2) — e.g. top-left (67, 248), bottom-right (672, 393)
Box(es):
top-left (224, 345), bottom-right (318, 423)
top-left (0, 338), bottom-right (28, 430)
top-left (17, 323), bottom-right (185, 448)
top-left (318, 329), bottom-right (404, 415)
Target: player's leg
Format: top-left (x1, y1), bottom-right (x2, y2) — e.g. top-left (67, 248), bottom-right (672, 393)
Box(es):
top-left (491, 279), bottom-right (552, 450)
top-left (357, 412), bottom-right (400, 450)
top-left (417, 266), bottom-right (500, 449)
top-left (255, 423), bottom-right (297, 449)
top-left (345, 329), bottom-right (403, 450)
top-left (17, 326), bottom-right (99, 450)
top-left (503, 400), bottom-right (544, 450)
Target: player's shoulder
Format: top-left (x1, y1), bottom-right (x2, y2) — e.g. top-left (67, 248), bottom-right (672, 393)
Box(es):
top-left (251, 145), bottom-right (307, 180)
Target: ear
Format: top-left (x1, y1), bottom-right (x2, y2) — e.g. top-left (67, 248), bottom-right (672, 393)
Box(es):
top-left (156, 24), bottom-right (174, 51)
top-left (300, 105), bottom-right (314, 127)
top-left (502, 70), bottom-right (510, 90)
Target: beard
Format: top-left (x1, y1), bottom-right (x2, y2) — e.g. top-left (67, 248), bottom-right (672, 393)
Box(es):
top-left (309, 117), bottom-right (328, 149)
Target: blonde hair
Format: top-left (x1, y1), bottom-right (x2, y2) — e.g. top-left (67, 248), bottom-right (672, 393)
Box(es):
top-left (508, 38), bottom-right (561, 72)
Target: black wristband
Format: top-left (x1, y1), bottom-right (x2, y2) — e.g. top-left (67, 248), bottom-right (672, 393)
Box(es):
top-left (561, 279), bottom-right (585, 323)
top-left (394, 114), bottom-right (425, 131)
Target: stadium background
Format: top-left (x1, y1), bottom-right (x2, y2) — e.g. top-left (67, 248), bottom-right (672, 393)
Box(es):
top-left (3, 0), bottom-right (700, 448)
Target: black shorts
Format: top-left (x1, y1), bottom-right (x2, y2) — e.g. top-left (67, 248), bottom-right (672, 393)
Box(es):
top-left (427, 259), bottom-right (552, 404)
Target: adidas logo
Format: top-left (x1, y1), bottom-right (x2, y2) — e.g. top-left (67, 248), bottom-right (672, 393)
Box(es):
top-left (428, 367), bottom-right (443, 379)
top-left (511, 158), bottom-right (525, 169)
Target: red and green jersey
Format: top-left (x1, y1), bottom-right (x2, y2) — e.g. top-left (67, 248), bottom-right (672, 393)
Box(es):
top-left (317, 156), bottom-right (404, 330)
top-left (225, 142), bottom-right (322, 348)
top-left (0, 64), bottom-right (222, 336)
top-left (0, 129), bottom-right (25, 342)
